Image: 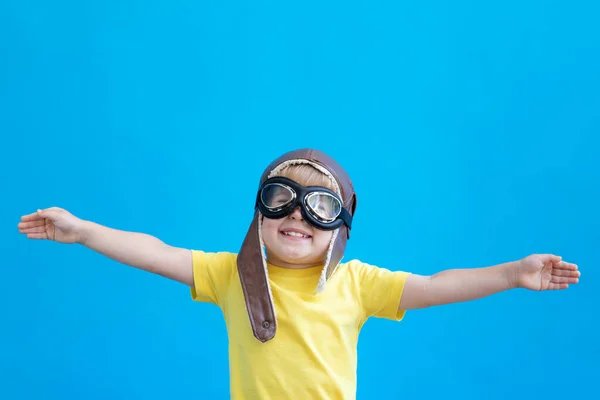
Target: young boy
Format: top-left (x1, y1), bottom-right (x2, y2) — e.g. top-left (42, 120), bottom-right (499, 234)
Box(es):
top-left (18, 148), bottom-right (580, 400)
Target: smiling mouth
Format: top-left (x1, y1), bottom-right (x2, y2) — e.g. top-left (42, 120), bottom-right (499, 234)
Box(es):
top-left (280, 230), bottom-right (312, 239)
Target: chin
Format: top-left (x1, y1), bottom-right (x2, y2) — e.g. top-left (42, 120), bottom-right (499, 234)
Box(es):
top-left (264, 243), bottom-right (318, 265)
top-left (276, 247), bottom-right (313, 262)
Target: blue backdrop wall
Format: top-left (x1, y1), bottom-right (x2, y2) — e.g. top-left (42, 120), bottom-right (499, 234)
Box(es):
top-left (1, 1), bottom-right (598, 399)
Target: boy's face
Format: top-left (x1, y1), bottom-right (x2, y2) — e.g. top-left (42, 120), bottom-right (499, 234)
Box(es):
top-left (262, 207), bottom-right (334, 268)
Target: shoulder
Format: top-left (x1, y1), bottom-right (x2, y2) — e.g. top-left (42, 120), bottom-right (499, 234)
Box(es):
top-left (337, 258), bottom-right (390, 277)
top-left (191, 249), bottom-right (238, 265)
top-left (337, 259), bottom-right (411, 320)
top-left (190, 250), bottom-right (237, 305)
top-left (191, 250), bottom-right (238, 282)
top-left (334, 259), bottom-right (381, 286)
top-left (336, 258), bottom-right (411, 289)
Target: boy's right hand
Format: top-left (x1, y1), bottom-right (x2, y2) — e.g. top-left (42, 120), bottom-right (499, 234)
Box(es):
top-left (18, 207), bottom-right (85, 244)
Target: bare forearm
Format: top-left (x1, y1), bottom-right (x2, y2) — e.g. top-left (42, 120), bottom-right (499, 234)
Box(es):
top-left (401, 262), bottom-right (517, 310)
top-left (426, 263), bottom-right (516, 306)
top-left (79, 220), bottom-right (192, 285)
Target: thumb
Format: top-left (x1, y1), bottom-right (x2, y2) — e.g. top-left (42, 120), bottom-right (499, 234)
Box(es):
top-left (539, 254), bottom-right (562, 264)
top-left (37, 208), bottom-right (61, 221)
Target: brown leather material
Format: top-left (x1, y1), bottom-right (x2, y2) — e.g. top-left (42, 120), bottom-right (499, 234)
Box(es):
top-left (237, 149), bottom-right (357, 342)
top-left (237, 215), bottom-right (277, 342)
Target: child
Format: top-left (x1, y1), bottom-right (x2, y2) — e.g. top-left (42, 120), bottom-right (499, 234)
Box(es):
top-left (18, 148), bottom-right (580, 399)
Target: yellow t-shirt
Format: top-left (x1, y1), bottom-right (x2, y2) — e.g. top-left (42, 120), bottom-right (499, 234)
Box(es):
top-left (190, 250), bottom-right (410, 400)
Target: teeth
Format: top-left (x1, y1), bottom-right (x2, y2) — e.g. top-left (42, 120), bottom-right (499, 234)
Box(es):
top-left (283, 231), bottom-right (310, 238)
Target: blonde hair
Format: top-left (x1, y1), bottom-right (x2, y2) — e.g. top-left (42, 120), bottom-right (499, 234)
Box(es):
top-left (275, 164), bottom-right (337, 192)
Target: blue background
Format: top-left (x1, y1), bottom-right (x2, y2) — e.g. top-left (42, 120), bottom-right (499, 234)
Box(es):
top-left (1, 1), bottom-right (598, 399)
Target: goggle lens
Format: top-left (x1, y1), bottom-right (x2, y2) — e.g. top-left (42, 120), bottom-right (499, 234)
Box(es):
top-left (260, 183), bottom-right (295, 210)
top-left (305, 192), bottom-right (341, 222)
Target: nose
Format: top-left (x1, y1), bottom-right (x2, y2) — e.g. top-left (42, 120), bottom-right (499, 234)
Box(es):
top-left (289, 206), bottom-right (303, 220)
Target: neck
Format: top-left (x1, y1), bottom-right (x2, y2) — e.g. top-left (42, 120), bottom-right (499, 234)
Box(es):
top-left (266, 255), bottom-right (324, 270)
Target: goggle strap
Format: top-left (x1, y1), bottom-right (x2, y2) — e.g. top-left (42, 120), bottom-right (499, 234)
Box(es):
top-left (338, 207), bottom-right (352, 230)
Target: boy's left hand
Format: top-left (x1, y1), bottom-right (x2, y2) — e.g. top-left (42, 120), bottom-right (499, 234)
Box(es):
top-left (515, 254), bottom-right (580, 291)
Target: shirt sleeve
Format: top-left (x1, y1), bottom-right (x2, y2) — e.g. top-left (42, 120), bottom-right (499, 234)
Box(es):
top-left (189, 250), bottom-right (236, 308)
top-left (353, 260), bottom-right (411, 321)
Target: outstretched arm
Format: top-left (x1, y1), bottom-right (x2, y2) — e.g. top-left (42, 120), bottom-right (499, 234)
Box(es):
top-left (18, 207), bottom-right (193, 286)
top-left (399, 254), bottom-right (580, 310)
top-left (79, 220), bottom-right (193, 285)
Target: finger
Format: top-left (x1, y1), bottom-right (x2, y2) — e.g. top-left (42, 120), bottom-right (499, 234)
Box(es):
top-left (553, 261), bottom-right (578, 271)
top-left (17, 220), bottom-right (46, 229)
top-left (20, 208), bottom-right (56, 221)
top-left (27, 232), bottom-right (48, 240)
top-left (20, 211), bottom-right (44, 222)
top-left (20, 226), bottom-right (47, 234)
top-left (548, 283), bottom-right (569, 290)
top-left (552, 268), bottom-right (581, 278)
top-left (551, 276), bottom-right (579, 284)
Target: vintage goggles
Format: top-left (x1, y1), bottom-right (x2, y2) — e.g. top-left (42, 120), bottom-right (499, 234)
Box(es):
top-left (256, 176), bottom-right (353, 231)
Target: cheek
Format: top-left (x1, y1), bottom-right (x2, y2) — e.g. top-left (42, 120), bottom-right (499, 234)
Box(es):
top-left (260, 218), bottom-right (282, 246)
top-left (313, 231), bottom-right (334, 250)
